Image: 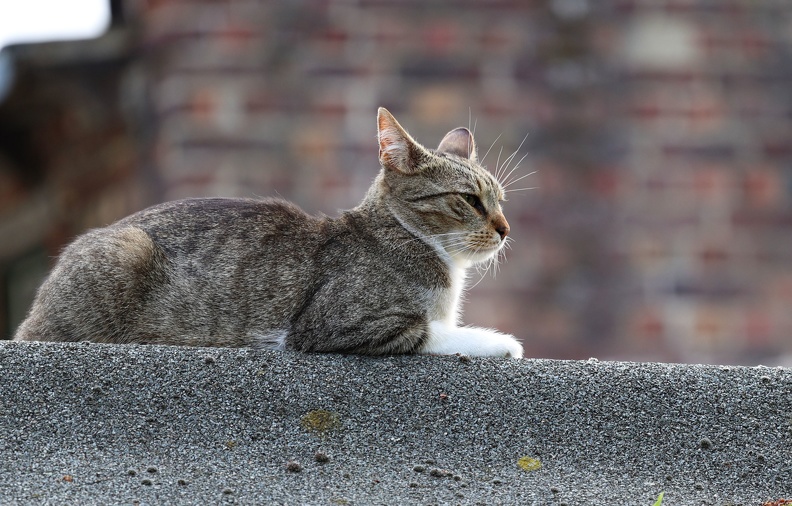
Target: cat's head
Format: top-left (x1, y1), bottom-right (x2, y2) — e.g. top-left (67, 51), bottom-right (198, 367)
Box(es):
top-left (376, 107), bottom-right (510, 267)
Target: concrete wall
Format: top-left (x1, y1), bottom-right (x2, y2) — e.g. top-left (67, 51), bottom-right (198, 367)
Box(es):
top-left (1, 341), bottom-right (790, 504)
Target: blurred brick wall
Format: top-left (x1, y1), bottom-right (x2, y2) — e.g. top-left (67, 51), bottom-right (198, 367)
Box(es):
top-left (2, 0), bottom-right (791, 365)
top-left (0, 32), bottom-right (145, 337)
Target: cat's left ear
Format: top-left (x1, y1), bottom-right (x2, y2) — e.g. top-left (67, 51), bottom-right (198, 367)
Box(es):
top-left (437, 127), bottom-right (478, 162)
top-left (377, 107), bottom-right (431, 174)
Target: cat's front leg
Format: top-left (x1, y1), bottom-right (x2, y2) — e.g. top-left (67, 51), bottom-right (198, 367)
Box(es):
top-left (420, 321), bottom-right (523, 358)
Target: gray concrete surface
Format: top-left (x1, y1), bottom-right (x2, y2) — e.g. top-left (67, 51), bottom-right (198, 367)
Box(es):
top-left (0, 341), bottom-right (790, 505)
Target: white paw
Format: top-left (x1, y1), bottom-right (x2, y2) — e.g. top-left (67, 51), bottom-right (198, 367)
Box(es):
top-left (421, 321), bottom-right (524, 359)
top-left (491, 333), bottom-right (524, 358)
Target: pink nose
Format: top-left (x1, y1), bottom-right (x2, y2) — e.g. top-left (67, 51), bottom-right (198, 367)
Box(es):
top-left (493, 216), bottom-right (510, 240)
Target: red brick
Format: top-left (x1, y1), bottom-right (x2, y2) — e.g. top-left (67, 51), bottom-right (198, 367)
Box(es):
top-left (741, 167), bottom-right (784, 209)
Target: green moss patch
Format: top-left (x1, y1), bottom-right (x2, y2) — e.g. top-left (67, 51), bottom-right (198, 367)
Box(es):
top-left (517, 456), bottom-right (542, 472)
top-left (300, 410), bottom-right (341, 435)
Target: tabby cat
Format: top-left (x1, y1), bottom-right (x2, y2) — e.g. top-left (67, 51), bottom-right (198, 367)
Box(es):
top-left (14, 108), bottom-right (523, 358)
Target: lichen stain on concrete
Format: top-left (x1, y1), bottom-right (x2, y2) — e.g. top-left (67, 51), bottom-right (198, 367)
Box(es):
top-left (300, 409), bottom-right (341, 435)
top-left (517, 456), bottom-right (542, 472)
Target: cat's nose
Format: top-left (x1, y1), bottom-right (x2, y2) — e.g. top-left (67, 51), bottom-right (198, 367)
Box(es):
top-left (493, 216), bottom-right (510, 240)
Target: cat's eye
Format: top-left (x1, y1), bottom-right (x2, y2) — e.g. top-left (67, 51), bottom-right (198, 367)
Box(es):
top-left (461, 194), bottom-right (486, 215)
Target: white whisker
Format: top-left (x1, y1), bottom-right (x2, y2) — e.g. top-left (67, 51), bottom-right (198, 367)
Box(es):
top-left (498, 148), bottom-right (521, 178)
top-left (388, 231), bottom-right (468, 255)
top-left (443, 239), bottom-right (469, 246)
top-left (496, 132), bottom-right (530, 185)
top-left (494, 146), bottom-right (504, 181)
top-left (500, 152), bottom-right (531, 188)
top-left (495, 250), bottom-right (506, 278)
top-left (502, 170), bottom-right (537, 189)
top-left (467, 257), bottom-right (492, 289)
top-left (445, 241), bottom-right (472, 251)
top-left (480, 133), bottom-right (502, 167)
top-left (444, 245), bottom-right (471, 254)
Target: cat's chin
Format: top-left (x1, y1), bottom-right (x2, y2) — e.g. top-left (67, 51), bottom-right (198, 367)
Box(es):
top-left (449, 246), bottom-right (501, 267)
top-left (469, 251), bottom-right (499, 265)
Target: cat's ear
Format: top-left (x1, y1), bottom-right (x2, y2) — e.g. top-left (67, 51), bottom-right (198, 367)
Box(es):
top-left (437, 127), bottom-right (478, 162)
top-left (377, 108), bottom-right (429, 174)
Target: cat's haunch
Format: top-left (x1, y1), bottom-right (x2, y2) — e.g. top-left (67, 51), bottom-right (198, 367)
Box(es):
top-left (14, 108), bottom-right (524, 359)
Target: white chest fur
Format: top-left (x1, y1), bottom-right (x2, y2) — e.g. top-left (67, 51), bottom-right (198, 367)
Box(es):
top-left (427, 263), bottom-right (467, 326)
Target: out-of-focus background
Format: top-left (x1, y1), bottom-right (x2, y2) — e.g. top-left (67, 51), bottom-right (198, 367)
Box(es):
top-left (1, 0), bottom-right (791, 366)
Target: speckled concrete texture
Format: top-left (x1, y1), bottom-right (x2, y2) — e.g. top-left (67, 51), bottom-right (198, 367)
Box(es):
top-left (1, 341), bottom-right (790, 505)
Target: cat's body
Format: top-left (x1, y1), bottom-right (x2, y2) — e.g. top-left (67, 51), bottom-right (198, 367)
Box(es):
top-left (14, 109), bottom-right (523, 358)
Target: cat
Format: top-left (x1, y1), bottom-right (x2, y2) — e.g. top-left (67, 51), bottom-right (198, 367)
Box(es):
top-left (14, 108), bottom-right (524, 358)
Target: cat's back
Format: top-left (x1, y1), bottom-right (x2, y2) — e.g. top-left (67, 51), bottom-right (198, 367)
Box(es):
top-left (118, 197), bottom-right (320, 255)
